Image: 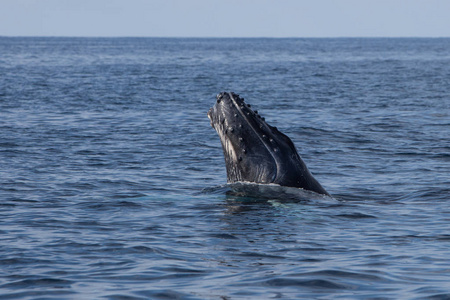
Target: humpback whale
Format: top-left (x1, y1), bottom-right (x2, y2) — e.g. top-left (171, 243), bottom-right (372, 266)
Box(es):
top-left (208, 92), bottom-right (329, 196)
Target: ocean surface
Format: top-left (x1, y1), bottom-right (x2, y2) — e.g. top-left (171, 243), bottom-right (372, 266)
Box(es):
top-left (0, 37), bottom-right (449, 299)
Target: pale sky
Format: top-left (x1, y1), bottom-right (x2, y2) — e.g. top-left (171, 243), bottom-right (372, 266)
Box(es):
top-left (1, 0), bottom-right (450, 37)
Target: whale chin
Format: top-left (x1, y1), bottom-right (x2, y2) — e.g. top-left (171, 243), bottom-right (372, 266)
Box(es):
top-left (208, 92), bottom-right (329, 196)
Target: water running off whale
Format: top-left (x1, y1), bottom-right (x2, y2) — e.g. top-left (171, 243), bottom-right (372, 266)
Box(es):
top-left (208, 92), bottom-right (330, 196)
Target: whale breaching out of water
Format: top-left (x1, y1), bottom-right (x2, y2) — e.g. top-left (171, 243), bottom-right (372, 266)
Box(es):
top-left (208, 92), bottom-right (330, 196)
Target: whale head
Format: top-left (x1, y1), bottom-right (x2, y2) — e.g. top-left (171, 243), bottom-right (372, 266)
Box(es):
top-left (208, 92), bottom-right (329, 196)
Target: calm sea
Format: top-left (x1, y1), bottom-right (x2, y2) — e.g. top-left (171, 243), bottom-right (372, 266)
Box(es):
top-left (0, 37), bottom-right (449, 299)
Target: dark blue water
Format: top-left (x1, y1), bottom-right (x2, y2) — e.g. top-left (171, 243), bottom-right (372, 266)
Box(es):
top-left (0, 37), bottom-right (449, 299)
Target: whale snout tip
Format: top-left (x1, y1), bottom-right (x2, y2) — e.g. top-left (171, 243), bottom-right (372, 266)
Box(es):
top-left (216, 92), bottom-right (224, 103)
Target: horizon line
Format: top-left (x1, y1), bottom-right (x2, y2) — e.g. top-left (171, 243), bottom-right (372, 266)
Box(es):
top-left (1, 35), bottom-right (450, 39)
